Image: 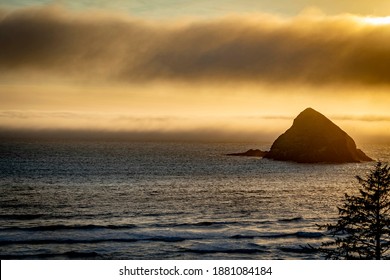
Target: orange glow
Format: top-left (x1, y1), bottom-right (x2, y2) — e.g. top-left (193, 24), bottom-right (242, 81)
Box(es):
top-left (1, 7), bottom-right (390, 143)
top-left (1, 82), bottom-right (389, 143)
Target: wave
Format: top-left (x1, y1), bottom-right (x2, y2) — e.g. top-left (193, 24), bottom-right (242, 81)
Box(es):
top-left (0, 238), bottom-right (138, 246)
top-left (0, 236), bottom-right (188, 246)
top-left (295, 231), bottom-right (324, 238)
top-left (184, 248), bottom-right (266, 255)
top-left (0, 214), bottom-right (44, 220)
top-left (230, 234), bottom-right (256, 239)
top-left (279, 246), bottom-right (318, 254)
top-left (2, 224), bottom-right (138, 231)
top-left (261, 231), bottom-right (323, 239)
top-left (278, 217), bottom-right (304, 223)
top-left (146, 236), bottom-right (187, 242)
top-left (0, 251), bottom-right (101, 259)
top-left (0, 229), bottom-right (324, 248)
top-left (230, 231), bottom-right (323, 239)
top-left (159, 221), bottom-right (240, 228)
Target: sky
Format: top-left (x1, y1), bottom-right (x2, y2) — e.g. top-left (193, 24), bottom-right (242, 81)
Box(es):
top-left (1, 1), bottom-right (390, 143)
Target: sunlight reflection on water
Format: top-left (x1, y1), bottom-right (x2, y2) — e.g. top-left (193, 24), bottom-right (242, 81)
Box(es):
top-left (0, 141), bottom-right (388, 259)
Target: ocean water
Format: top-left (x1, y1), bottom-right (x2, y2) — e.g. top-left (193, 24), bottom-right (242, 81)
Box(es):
top-left (0, 140), bottom-right (389, 260)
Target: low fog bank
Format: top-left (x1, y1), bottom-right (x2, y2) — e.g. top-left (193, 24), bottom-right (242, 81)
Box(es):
top-left (0, 127), bottom-right (275, 143)
top-left (1, 127), bottom-right (389, 145)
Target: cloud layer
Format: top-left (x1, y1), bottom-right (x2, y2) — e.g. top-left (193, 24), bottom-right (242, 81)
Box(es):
top-left (1, 6), bottom-right (390, 86)
top-left (1, 109), bottom-right (390, 143)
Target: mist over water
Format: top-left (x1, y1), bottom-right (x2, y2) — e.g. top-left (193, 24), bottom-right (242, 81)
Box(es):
top-left (0, 141), bottom-right (388, 259)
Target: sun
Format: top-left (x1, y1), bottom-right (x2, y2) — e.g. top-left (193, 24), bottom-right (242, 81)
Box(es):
top-left (361, 16), bottom-right (390, 25)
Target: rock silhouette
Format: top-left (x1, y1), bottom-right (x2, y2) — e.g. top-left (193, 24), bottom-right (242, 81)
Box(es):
top-left (228, 108), bottom-right (372, 163)
top-left (264, 108), bottom-right (372, 163)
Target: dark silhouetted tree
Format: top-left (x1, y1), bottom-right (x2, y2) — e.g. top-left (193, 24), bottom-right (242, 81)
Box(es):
top-left (319, 161), bottom-right (390, 259)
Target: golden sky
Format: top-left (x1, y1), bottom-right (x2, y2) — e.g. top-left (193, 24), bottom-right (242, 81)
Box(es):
top-left (1, 2), bottom-right (390, 143)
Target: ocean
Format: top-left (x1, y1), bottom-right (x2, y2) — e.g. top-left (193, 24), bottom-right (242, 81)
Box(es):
top-left (0, 140), bottom-right (389, 260)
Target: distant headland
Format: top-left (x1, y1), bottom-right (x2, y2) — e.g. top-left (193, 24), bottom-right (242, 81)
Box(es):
top-left (228, 108), bottom-right (373, 163)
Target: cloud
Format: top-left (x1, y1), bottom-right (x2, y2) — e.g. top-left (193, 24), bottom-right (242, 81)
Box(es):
top-left (0, 109), bottom-right (285, 142)
top-left (334, 115), bottom-right (390, 122)
top-left (0, 126), bottom-right (273, 143)
top-left (1, 112), bottom-right (390, 143)
top-left (247, 114), bottom-right (390, 122)
top-left (2, 6), bottom-right (390, 86)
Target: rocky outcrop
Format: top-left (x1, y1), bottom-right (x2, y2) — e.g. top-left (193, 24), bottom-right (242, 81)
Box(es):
top-left (227, 149), bottom-right (267, 157)
top-left (264, 108), bottom-right (372, 163)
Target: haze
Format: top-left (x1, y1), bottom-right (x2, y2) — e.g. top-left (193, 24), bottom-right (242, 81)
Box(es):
top-left (1, 1), bottom-right (390, 143)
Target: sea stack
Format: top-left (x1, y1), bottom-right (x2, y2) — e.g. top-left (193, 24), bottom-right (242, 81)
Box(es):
top-left (264, 108), bottom-right (373, 163)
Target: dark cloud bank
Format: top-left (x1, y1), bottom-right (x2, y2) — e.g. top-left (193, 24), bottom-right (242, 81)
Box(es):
top-left (1, 6), bottom-right (390, 86)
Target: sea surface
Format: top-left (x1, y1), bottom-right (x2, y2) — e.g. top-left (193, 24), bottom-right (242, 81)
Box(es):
top-left (0, 140), bottom-right (389, 260)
